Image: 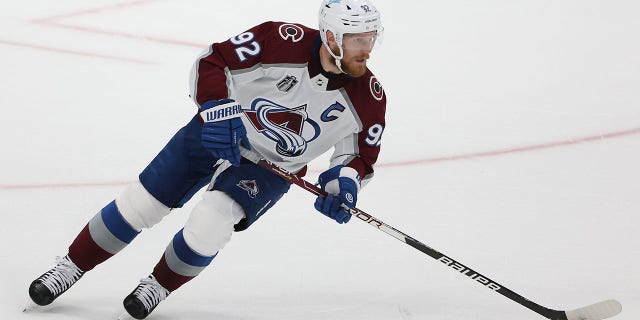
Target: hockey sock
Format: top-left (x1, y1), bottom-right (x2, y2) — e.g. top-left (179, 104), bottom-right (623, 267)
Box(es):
top-left (68, 200), bottom-right (140, 271)
top-left (151, 229), bottom-right (217, 291)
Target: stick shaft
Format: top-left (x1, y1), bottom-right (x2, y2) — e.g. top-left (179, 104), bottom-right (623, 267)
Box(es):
top-left (255, 158), bottom-right (566, 319)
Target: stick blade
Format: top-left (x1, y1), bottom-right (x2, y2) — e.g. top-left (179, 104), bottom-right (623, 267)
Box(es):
top-left (565, 300), bottom-right (622, 320)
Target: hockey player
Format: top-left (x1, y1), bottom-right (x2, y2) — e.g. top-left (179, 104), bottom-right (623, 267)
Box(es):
top-left (28, 0), bottom-right (386, 318)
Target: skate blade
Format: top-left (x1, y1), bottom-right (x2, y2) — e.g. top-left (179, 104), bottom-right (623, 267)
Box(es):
top-left (23, 302), bottom-right (37, 313)
top-left (117, 311), bottom-right (135, 320)
top-left (23, 300), bottom-right (49, 313)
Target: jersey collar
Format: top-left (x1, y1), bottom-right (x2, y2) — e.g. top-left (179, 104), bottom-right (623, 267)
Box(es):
top-left (308, 36), bottom-right (352, 91)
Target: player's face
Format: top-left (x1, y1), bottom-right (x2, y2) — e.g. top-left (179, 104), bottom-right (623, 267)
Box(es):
top-left (339, 32), bottom-right (377, 77)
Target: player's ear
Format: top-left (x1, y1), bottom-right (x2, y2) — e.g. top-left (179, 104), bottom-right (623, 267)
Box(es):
top-left (326, 30), bottom-right (336, 45)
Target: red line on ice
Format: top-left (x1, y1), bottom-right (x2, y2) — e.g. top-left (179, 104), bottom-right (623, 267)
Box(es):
top-left (376, 126), bottom-right (640, 168)
top-left (38, 21), bottom-right (204, 48)
top-left (1, 127), bottom-right (638, 190)
top-left (1, 181), bottom-right (132, 190)
top-left (33, 0), bottom-right (162, 22)
top-left (32, 0), bottom-right (204, 49)
top-left (0, 39), bottom-right (158, 65)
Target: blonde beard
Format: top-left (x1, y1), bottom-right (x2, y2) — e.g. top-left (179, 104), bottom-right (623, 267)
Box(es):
top-left (326, 43), bottom-right (369, 77)
top-left (340, 59), bottom-right (368, 78)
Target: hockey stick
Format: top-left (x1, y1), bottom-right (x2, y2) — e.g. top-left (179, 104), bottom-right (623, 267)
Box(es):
top-left (243, 153), bottom-right (622, 320)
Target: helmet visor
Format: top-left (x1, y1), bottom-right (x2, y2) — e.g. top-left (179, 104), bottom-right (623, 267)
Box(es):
top-left (342, 28), bottom-right (384, 51)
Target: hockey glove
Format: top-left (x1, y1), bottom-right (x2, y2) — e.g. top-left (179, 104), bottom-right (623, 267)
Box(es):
top-left (314, 195), bottom-right (351, 224)
top-left (314, 165), bottom-right (361, 224)
top-left (200, 99), bottom-right (251, 167)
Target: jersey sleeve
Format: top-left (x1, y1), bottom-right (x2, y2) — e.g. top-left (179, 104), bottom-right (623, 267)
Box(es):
top-left (189, 21), bottom-right (275, 107)
top-left (331, 74), bottom-right (387, 186)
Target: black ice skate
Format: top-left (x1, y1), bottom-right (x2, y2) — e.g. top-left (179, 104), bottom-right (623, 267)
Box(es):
top-left (28, 255), bottom-right (85, 306)
top-left (122, 275), bottom-right (170, 319)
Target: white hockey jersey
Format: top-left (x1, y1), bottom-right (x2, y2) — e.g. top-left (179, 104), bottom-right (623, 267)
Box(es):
top-left (190, 21), bottom-right (386, 184)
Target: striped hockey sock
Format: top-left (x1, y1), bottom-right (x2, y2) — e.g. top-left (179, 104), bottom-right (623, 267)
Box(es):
top-left (68, 200), bottom-right (140, 271)
top-left (151, 229), bottom-right (217, 291)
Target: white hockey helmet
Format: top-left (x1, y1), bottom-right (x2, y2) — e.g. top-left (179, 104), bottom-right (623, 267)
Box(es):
top-left (319, 0), bottom-right (383, 65)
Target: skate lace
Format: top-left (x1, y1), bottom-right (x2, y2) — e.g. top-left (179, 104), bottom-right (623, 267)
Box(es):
top-left (39, 256), bottom-right (83, 295)
top-left (133, 276), bottom-right (169, 311)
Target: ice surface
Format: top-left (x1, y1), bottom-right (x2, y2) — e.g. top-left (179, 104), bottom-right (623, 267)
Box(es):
top-left (1, 1), bottom-right (639, 319)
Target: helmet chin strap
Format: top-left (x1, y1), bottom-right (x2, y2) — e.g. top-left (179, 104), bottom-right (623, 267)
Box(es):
top-left (324, 42), bottom-right (346, 74)
top-left (334, 57), bottom-right (345, 74)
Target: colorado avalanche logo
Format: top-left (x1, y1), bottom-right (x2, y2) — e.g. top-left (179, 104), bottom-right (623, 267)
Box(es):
top-left (278, 24), bottom-right (304, 42)
top-left (369, 76), bottom-right (384, 101)
top-left (237, 180), bottom-right (259, 198)
top-left (245, 98), bottom-right (320, 157)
